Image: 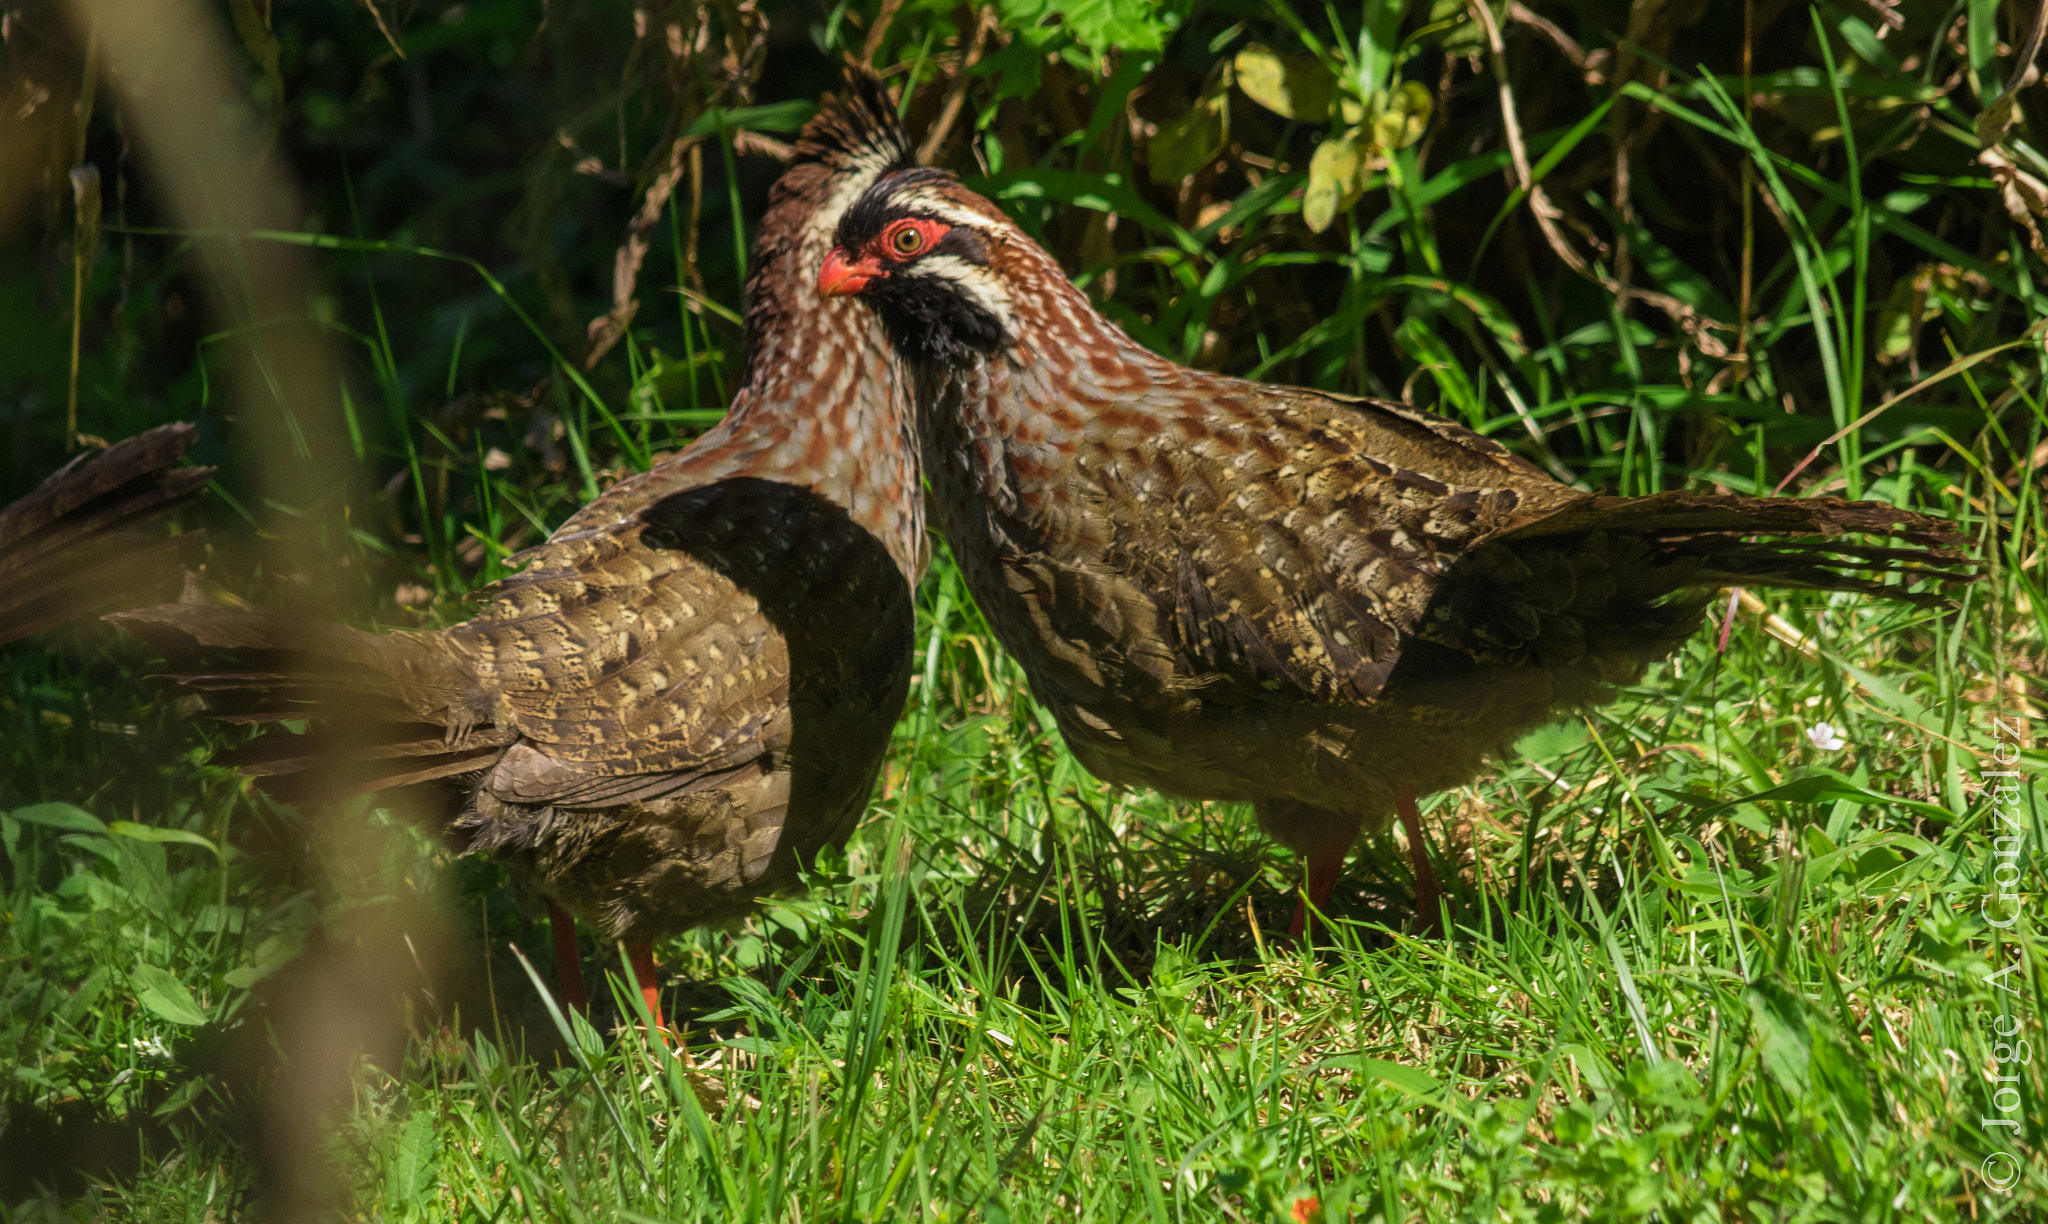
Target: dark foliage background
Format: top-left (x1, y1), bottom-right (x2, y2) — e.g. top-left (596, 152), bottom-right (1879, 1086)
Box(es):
top-left (5, 0), bottom-right (2041, 588)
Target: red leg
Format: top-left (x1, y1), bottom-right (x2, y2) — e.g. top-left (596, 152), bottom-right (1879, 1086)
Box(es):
top-left (1285, 835), bottom-right (1351, 944)
top-left (626, 939), bottom-right (665, 1037)
top-left (1396, 789), bottom-right (1443, 932)
top-left (548, 901), bottom-right (589, 1012)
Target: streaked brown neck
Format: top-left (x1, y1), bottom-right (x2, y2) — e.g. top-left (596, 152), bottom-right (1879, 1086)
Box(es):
top-left (920, 229), bottom-right (1187, 520)
top-left (697, 157), bottom-right (926, 580)
top-left (555, 157), bottom-right (925, 582)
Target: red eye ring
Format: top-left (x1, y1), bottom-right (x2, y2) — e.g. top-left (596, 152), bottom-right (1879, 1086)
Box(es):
top-left (878, 218), bottom-right (948, 261)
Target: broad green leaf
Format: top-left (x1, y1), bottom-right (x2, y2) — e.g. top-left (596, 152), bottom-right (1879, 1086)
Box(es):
top-left (133, 965), bottom-right (209, 1027)
top-left (1801, 824), bottom-right (1839, 857)
top-left (683, 100), bottom-right (818, 139)
top-left (59, 871), bottom-right (127, 910)
top-left (1513, 721), bottom-right (1589, 762)
top-left (10, 803), bottom-right (106, 833)
top-left (1232, 45), bottom-right (1334, 121)
top-left (1372, 81), bottom-right (1433, 152)
top-left (1147, 88), bottom-right (1227, 185)
top-left (979, 37), bottom-right (1043, 106)
top-left (386, 1109), bottom-right (440, 1209)
top-left (1067, 0), bottom-right (1179, 53)
top-left (109, 821), bottom-right (222, 858)
top-left (1302, 128), bottom-right (1369, 232)
top-left (996, 0), bottom-right (1178, 55)
top-left (1966, 0), bottom-right (2002, 80)
top-left (1553, 1104), bottom-right (1596, 1144)
top-left (1851, 846), bottom-right (1907, 882)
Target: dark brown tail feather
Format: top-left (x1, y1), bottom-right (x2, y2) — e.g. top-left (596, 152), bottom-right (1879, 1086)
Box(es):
top-left (105, 596), bottom-right (509, 802)
top-left (0, 423), bottom-right (214, 644)
top-left (1500, 492), bottom-right (1975, 605)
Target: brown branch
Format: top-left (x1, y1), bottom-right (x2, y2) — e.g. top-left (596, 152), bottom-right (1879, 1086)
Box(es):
top-left (862, 0), bottom-right (905, 64)
top-left (1472, 0), bottom-right (1735, 361)
top-left (573, 0), bottom-right (770, 372)
top-left (917, 7), bottom-right (997, 165)
top-left (686, 141), bottom-right (705, 296)
top-left (1470, 0), bottom-right (1588, 277)
top-left (579, 134), bottom-right (699, 370)
top-left (732, 129), bottom-right (793, 162)
top-left (1992, 0), bottom-right (2048, 117)
top-left (1507, 1), bottom-right (1600, 81)
top-left (359, 0), bottom-right (405, 59)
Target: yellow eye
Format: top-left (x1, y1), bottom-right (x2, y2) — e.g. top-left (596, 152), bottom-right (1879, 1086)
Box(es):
top-left (892, 226), bottom-right (924, 255)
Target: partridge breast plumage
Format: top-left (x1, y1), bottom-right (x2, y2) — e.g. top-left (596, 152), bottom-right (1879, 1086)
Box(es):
top-left (110, 77), bottom-right (926, 1020)
top-left (818, 75), bottom-right (1972, 936)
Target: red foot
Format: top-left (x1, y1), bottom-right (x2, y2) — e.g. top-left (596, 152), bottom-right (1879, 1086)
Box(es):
top-left (1396, 789), bottom-right (1443, 932)
top-left (626, 939), bottom-right (666, 1038)
top-left (548, 901), bottom-right (589, 1011)
top-left (1285, 836), bottom-right (1351, 944)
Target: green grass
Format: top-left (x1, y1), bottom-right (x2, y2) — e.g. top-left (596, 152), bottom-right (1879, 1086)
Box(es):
top-left (7, 0), bottom-right (2048, 1219)
top-left (7, 525), bottom-right (2046, 1220)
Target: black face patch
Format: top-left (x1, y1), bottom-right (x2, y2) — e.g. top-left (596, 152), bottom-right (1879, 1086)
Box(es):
top-left (834, 171), bottom-right (1011, 365)
top-left (861, 237), bottom-right (1009, 365)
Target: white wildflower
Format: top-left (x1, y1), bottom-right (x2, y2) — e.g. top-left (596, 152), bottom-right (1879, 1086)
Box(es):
top-left (1806, 721), bottom-right (1846, 751)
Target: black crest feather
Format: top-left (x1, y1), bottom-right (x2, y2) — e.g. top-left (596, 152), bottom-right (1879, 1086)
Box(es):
top-left (793, 65), bottom-right (915, 176)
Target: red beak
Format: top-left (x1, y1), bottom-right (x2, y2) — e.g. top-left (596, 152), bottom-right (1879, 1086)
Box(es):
top-left (819, 247), bottom-right (882, 297)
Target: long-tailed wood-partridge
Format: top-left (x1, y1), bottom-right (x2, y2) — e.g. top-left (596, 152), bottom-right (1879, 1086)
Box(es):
top-left (817, 75), bottom-right (1971, 939)
top-left (109, 76), bottom-right (927, 1023)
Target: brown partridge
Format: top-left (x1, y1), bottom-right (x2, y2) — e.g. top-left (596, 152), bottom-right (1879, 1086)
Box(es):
top-left (1, 423), bottom-right (212, 646)
top-left (109, 76), bottom-right (926, 1025)
top-left (818, 85), bottom-right (1972, 939)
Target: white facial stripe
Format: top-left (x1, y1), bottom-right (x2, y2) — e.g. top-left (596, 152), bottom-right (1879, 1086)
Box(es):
top-left (890, 188), bottom-right (1009, 236)
top-left (912, 253), bottom-right (1015, 336)
top-left (813, 145), bottom-right (906, 237)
